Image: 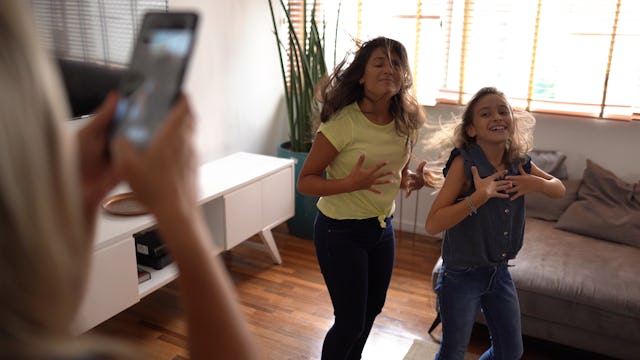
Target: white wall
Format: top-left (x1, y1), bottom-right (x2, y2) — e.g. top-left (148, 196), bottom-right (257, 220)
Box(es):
top-left (170, 0), bottom-right (288, 163)
top-left (169, 0), bottom-right (640, 237)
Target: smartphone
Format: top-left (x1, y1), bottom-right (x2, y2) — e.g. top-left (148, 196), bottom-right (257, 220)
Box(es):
top-left (111, 11), bottom-right (198, 148)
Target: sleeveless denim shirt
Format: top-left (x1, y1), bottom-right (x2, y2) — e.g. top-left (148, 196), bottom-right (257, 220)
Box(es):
top-left (441, 143), bottom-right (531, 267)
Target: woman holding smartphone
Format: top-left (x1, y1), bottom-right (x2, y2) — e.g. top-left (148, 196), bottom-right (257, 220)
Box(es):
top-left (0, 2), bottom-right (259, 359)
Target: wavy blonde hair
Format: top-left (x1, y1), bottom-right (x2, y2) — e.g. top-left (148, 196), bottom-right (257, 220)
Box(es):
top-left (423, 87), bottom-right (536, 189)
top-left (0, 1), bottom-right (136, 358)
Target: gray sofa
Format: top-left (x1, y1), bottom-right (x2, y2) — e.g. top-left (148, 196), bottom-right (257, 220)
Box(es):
top-left (430, 157), bottom-right (640, 360)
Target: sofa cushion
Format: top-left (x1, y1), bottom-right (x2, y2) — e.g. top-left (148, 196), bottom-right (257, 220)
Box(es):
top-left (525, 179), bottom-right (580, 221)
top-left (529, 150), bottom-right (568, 179)
top-left (555, 159), bottom-right (640, 248)
top-left (512, 218), bottom-right (640, 345)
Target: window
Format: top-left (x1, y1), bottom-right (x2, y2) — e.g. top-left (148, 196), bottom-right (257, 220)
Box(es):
top-left (439, 0), bottom-right (640, 120)
top-left (323, 0), bottom-right (444, 106)
top-left (320, 0), bottom-right (640, 121)
top-left (28, 0), bottom-right (168, 67)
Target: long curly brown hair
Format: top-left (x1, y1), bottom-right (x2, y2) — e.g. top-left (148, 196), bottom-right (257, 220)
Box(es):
top-left (315, 36), bottom-right (425, 146)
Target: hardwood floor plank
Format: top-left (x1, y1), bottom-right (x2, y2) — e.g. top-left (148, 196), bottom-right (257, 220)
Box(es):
top-left (90, 227), bottom-right (615, 359)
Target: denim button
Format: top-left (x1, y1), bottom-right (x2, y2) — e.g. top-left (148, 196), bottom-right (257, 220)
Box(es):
top-left (503, 231), bottom-right (508, 236)
top-left (505, 208), bottom-right (510, 214)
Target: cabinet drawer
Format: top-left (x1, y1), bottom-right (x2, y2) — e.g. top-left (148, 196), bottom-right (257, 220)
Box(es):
top-left (73, 239), bottom-right (138, 333)
top-left (224, 181), bottom-right (262, 248)
top-left (262, 167), bottom-right (294, 228)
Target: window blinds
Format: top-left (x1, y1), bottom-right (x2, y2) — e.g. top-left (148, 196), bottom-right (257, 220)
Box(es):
top-left (438, 0), bottom-right (640, 120)
top-left (28, 0), bottom-right (167, 67)
top-left (325, 0), bottom-right (640, 120)
top-left (35, 0), bottom-right (639, 120)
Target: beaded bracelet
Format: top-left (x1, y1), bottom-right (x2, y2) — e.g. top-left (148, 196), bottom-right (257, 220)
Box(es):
top-left (465, 196), bottom-right (477, 215)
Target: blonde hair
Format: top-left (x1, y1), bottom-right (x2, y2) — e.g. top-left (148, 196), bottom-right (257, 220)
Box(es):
top-left (0, 1), bottom-right (135, 358)
top-left (423, 87), bottom-right (536, 189)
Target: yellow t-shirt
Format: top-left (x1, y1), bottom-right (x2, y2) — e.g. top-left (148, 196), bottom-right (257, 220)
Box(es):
top-left (316, 102), bottom-right (410, 224)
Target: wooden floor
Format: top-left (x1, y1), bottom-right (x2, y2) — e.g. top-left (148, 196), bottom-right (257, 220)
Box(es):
top-left (90, 226), bottom-right (615, 359)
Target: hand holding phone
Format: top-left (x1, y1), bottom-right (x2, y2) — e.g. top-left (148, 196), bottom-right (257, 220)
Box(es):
top-left (111, 11), bottom-right (198, 149)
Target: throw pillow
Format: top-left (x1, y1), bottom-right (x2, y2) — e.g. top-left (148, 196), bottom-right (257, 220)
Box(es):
top-left (556, 159), bottom-right (640, 247)
top-left (529, 150), bottom-right (568, 179)
top-left (525, 179), bottom-right (581, 221)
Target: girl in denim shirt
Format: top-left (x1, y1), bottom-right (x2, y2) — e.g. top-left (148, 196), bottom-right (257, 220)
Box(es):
top-left (425, 87), bottom-right (566, 360)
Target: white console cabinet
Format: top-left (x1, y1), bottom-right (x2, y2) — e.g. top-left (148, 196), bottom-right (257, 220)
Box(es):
top-left (73, 152), bottom-right (294, 333)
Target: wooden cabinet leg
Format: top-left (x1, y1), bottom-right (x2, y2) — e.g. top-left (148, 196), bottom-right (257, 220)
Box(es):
top-left (258, 228), bottom-right (282, 264)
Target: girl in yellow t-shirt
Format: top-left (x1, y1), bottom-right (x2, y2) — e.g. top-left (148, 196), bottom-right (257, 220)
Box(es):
top-left (298, 36), bottom-right (431, 360)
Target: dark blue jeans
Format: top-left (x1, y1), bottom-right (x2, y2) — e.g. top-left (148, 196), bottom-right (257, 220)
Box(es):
top-left (435, 263), bottom-right (523, 360)
top-left (314, 211), bottom-right (395, 360)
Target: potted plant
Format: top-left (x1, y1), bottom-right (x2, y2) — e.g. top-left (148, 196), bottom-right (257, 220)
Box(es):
top-left (268, 0), bottom-right (338, 239)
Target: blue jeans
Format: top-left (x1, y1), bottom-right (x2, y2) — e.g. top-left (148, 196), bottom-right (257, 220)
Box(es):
top-left (314, 211), bottom-right (395, 360)
top-left (435, 263), bottom-right (523, 360)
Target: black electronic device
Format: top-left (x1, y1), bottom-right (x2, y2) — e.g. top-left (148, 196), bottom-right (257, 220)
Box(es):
top-left (134, 227), bottom-right (168, 258)
top-left (57, 58), bottom-right (124, 119)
